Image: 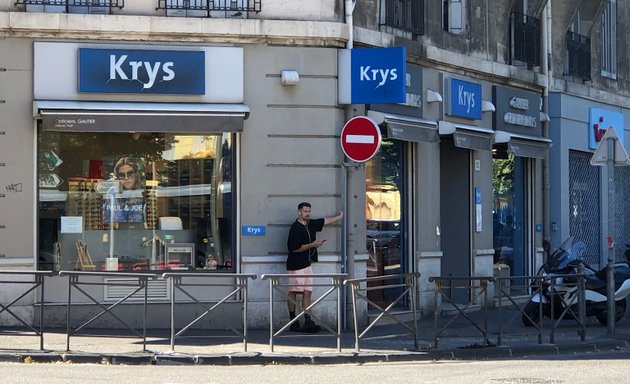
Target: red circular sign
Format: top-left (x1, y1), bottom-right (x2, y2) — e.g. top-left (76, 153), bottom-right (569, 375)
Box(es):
top-left (340, 116), bottom-right (382, 162)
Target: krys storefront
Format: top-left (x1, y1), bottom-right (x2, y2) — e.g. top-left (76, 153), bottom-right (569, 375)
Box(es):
top-left (34, 42), bottom-right (249, 315)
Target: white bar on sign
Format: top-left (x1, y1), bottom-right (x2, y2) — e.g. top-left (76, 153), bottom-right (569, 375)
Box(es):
top-left (346, 135), bottom-right (375, 144)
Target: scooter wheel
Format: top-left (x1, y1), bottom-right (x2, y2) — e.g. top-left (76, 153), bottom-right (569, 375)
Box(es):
top-left (595, 298), bottom-right (627, 326)
top-left (522, 300), bottom-right (542, 327)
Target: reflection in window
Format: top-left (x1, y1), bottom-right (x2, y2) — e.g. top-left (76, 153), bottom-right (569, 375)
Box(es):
top-left (37, 131), bottom-right (234, 272)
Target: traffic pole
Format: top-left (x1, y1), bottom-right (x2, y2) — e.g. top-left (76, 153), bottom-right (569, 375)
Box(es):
top-left (606, 136), bottom-right (616, 334)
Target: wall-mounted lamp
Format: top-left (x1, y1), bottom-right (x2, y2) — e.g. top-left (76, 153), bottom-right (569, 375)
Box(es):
top-left (281, 70), bottom-right (300, 86)
top-left (494, 130), bottom-right (511, 143)
top-left (438, 120), bottom-right (456, 135)
top-left (540, 112), bottom-right (550, 122)
top-left (481, 100), bottom-right (496, 112)
top-left (426, 89), bottom-right (443, 103)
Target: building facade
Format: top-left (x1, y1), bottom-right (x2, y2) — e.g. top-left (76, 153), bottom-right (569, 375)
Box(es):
top-left (0, 0), bottom-right (627, 329)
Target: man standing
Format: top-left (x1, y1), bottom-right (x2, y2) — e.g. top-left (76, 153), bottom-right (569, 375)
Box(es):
top-left (286, 202), bottom-right (342, 332)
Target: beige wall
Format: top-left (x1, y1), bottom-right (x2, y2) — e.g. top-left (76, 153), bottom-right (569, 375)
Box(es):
top-left (0, 38), bottom-right (35, 265)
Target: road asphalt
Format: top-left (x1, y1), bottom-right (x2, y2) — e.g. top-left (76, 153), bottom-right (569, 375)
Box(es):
top-left (0, 306), bottom-right (628, 365)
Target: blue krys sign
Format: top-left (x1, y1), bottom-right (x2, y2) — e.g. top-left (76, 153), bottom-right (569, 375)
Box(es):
top-left (448, 78), bottom-right (482, 120)
top-left (350, 47), bottom-right (406, 104)
top-left (79, 48), bottom-right (205, 94)
top-left (242, 226), bottom-right (266, 236)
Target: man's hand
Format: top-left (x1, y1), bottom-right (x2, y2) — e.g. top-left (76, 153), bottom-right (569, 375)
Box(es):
top-left (312, 239), bottom-right (327, 248)
top-left (324, 211), bottom-right (343, 225)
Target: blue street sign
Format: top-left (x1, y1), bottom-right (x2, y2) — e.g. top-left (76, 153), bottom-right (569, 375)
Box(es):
top-left (79, 48), bottom-right (205, 95)
top-left (242, 226), bottom-right (266, 236)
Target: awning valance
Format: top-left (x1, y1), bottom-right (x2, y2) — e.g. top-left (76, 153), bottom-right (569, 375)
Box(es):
top-left (494, 130), bottom-right (551, 159)
top-left (34, 100), bottom-right (250, 133)
top-left (439, 121), bottom-right (494, 151)
top-left (367, 110), bottom-right (439, 143)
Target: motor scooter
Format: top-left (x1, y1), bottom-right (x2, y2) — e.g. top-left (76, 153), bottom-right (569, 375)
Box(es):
top-left (522, 237), bottom-right (630, 326)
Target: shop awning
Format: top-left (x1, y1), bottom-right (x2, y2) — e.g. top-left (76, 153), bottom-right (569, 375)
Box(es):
top-left (367, 110), bottom-right (439, 143)
top-left (494, 130), bottom-right (551, 159)
top-left (34, 100), bottom-right (250, 133)
top-left (438, 121), bottom-right (494, 151)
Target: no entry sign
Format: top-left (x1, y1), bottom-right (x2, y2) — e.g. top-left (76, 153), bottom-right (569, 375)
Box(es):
top-left (340, 116), bottom-right (382, 162)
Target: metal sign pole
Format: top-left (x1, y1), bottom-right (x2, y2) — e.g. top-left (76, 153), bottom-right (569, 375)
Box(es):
top-left (606, 137), bottom-right (615, 334)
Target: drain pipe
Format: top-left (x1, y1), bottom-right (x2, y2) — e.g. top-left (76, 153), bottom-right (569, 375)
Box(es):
top-left (542, 1), bottom-right (552, 257)
top-left (341, 0), bottom-right (357, 330)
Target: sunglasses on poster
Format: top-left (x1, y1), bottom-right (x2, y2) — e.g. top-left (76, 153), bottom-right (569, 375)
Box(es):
top-left (117, 171), bottom-right (136, 179)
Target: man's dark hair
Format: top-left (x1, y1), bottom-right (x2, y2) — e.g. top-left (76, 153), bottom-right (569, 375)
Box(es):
top-left (298, 202), bottom-right (311, 210)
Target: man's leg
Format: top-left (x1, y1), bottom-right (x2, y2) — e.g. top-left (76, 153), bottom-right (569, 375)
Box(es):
top-left (301, 289), bottom-right (321, 333)
top-left (287, 291), bottom-right (302, 331)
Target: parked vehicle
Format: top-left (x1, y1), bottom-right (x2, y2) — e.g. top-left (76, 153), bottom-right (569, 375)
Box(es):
top-left (522, 237), bottom-right (630, 326)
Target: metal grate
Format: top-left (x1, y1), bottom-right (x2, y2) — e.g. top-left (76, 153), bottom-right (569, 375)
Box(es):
top-left (614, 166), bottom-right (630, 262)
top-left (104, 278), bottom-right (169, 302)
top-left (569, 150), bottom-right (601, 268)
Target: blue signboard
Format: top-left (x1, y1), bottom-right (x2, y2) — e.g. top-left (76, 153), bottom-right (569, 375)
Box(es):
top-left (449, 78), bottom-right (482, 120)
top-left (589, 108), bottom-right (624, 149)
top-left (349, 47), bottom-right (406, 104)
top-left (79, 48), bottom-right (205, 94)
top-left (241, 226), bottom-right (266, 236)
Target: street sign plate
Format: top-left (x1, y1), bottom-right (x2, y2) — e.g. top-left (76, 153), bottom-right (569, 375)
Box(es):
top-left (340, 116), bottom-right (382, 163)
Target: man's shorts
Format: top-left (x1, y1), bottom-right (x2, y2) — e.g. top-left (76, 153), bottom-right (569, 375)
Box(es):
top-left (287, 266), bottom-right (313, 293)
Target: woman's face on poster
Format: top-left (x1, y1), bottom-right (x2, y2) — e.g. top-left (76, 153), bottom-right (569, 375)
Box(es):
top-left (117, 163), bottom-right (137, 190)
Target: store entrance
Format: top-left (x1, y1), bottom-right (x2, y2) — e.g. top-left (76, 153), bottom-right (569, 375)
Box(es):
top-left (440, 139), bottom-right (471, 304)
top-left (365, 136), bottom-right (407, 309)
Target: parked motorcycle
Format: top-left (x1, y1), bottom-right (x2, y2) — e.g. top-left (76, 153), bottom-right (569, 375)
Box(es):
top-left (522, 237), bottom-right (630, 326)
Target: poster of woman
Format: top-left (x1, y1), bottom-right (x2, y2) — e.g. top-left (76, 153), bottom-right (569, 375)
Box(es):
top-left (102, 156), bottom-right (146, 224)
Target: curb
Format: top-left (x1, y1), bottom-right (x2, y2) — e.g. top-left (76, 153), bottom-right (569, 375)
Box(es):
top-left (0, 339), bottom-right (627, 365)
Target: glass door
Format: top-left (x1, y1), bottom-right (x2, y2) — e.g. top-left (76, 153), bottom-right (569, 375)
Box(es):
top-left (365, 135), bottom-right (407, 308)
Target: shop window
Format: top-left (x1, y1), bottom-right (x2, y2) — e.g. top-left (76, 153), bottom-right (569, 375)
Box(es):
top-left (37, 131), bottom-right (234, 272)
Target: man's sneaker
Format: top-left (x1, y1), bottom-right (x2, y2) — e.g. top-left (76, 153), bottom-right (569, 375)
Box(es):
top-left (300, 319), bottom-right (321, 334)
top-left (289, 320), bottom-right (302, 332)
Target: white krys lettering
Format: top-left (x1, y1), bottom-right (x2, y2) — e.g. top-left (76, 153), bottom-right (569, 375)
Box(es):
top-left (457, 85), bottom-right (476, 113)
top-left (143, 61), bottom-right (161, 89)
top-left (390, 68), bottom-right (398, 81)
top-left (129, 61), bottom-right (143, 80)
top-left (110, 55), bottom-right (128, 80)
top-left (360, 65), bottom-right (371, 81)
top-left (162, 62), bottom-right (175, 81)
top-left (375, 68), bottom-right (390, 89)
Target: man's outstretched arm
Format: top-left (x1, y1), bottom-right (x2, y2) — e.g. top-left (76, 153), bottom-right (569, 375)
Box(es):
top-left (324, 211), bottom-right (343, 226)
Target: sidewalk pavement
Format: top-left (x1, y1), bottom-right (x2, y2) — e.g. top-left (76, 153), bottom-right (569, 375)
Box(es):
top-left (1, 307), bottom-right (629, 365)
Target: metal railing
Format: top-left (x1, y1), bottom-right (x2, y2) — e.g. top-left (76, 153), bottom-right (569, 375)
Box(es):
top-left (59, 271), bottom-right (159, 352)
top-left (495, 273), bottom-right (587, 345)
top-left (15, 0), bottom-right (124, 11)
top-left (161, 271), bottom-right (256, 352)
top-left (156, 0), bottom-right (261, 18)
top-left (381, 0), bottom-right (424, 35)
top-left (0, 270), bottom-right (54, 350)
top-left (510, 11), bottom-right (541, 68)
top-left (428, 276), bottom-right (492, 348)
top-left (344, 272), bottom-right (420, 352)
top-left (565, 31), bottom-right (591, 81)
top-left (261, 273), bottom-right (346, 352)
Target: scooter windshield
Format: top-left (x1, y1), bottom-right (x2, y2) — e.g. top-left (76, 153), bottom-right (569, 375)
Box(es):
top-left (544, 237), bottom-right (585, 273)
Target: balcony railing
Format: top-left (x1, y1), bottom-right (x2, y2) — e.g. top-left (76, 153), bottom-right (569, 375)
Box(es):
top-left (156, 0), bottom-right (261, 18)
top-left (15, 0), bottom-right (124, 13)
top-left (381, 0), bottom-right (424, 36)
top-left (565, 31), bottom-right (591, 81)
top-left (509, 11), bottom-right (541, 68)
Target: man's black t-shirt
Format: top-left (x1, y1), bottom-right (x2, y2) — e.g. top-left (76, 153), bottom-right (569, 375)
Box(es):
top-left (286, 218), bottom-right (325, 271)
